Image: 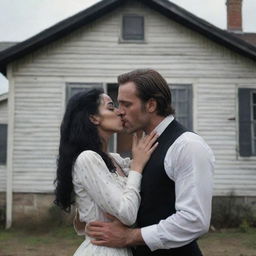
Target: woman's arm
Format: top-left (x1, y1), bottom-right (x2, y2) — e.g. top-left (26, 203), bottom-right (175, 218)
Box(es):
top-left (74, 133), bottom-right (158, 226)
top-left (74, 150), bottom-right (142, 226)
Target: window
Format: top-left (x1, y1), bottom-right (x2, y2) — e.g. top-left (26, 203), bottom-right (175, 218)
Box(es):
top-left (66, 83), bottom-right (103, 103)
top-left (65, 83), bottom-right (116, 152)
top-left (0, 124), bottom-right (7, 165)
top-left (122, 15), bottom-right (144, 41)
top-left (238, 88), bottom-right (256, 156)
top-left (170, 85), bottom-right (193, 130)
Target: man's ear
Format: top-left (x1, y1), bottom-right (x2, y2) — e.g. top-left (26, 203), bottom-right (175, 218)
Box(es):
top-left (146, 98), bottom-right (157, 113)
top-left (89, 114), bottom-right (100, 125)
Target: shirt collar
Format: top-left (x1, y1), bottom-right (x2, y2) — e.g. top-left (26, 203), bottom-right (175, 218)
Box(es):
top-left (154, 115), bottom-right (174, 136)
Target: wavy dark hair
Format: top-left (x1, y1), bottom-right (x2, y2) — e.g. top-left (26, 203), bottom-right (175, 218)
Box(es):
top-left (54, 88), bottom-right (115, 212)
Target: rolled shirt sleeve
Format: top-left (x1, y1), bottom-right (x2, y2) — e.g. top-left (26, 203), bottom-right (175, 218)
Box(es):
top-left (141, 133), bottom-right (215, 251)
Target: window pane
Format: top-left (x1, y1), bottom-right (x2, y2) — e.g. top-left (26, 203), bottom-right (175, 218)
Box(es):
top-left (178, 102), bottom-right (187, 116)
top-left (253, 106), bottom-right (256, 120)
top-left (172, 90), bottom-right (177, 104)
top-left (123, 15), bottom-right (144, 40)
top-left (177, 89), bottom-right (188, 101)
top-left (170, 85), bottom-right (192, 130)
top-left (70, 87), bottom-right (91, 98)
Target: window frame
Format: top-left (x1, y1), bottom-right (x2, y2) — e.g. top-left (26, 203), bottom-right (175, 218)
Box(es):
top-left (169, 84), bottom-right (193, 130)
top-left (120, 14), bottom-right (145, 43)
top-left (65, 82), bottom-right (117, 153)
top-left (66, 83), bottom-right (104, 103)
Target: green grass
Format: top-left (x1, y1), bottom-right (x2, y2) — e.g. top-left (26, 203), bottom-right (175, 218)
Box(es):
top-left (0, 226), bottom-right (256, 256)
top-left (198, 228), bottom-right (256, 256)
top-left (0, 224), bottom-right (83, 246)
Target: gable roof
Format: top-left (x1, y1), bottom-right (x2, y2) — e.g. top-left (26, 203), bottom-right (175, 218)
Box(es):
top-left (230, 33), bottom-right (256, 47)
top-left (1, 0), bottom-right (256, 75)
top-left (0, 42), bottom-right (18, 52)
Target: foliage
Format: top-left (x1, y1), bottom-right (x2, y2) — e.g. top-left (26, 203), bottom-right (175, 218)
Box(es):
top-left (48, 204), bottom-right (65, 226)
top-left (239, 219), bottom-right (250, 233)
top-left (211, 193), bottom-right (256, 229)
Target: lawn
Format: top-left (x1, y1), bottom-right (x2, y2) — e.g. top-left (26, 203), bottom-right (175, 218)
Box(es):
top-left (0, 226), bottom-right (256, 256)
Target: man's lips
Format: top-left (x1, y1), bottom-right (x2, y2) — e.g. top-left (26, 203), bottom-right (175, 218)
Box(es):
top-left (121, 119), bottom-right (128, 127)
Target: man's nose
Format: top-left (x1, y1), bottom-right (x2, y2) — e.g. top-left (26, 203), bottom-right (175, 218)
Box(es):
top-left (118, 106), bottom-right (125, 115)
top-left (115, 108), bottom-right (123, 117)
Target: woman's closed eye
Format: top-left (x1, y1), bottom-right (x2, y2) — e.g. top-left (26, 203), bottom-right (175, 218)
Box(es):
top-left (107, 102), bottom-right (115, 111)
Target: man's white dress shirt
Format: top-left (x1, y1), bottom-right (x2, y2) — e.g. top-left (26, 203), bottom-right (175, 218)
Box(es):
top-left (141, 115), bottom-right (215, 251)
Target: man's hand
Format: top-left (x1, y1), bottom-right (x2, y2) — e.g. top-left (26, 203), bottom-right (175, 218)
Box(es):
top-left (86, 214), bottom-right (144, 248)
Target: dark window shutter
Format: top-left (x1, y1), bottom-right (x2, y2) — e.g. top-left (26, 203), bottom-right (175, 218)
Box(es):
top-left (122, 15), bottom-right (144, 40)
top-left (0, 124), bottom-right (7, 165)
top-left (238, 88), bottom-right (252, 156)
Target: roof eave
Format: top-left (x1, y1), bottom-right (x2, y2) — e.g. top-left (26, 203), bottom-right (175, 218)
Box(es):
top-left (145, 0), bottom-right (256, 61)
top-left (1, 0), bottom-right (256, 73)
top-left (0, 0), bottom-right (123, 73)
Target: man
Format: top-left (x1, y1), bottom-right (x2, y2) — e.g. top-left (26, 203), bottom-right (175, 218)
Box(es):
top-left (86, 69), bottom-right (215, 256)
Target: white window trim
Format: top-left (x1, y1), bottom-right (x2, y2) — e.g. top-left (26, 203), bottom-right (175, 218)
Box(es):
top-left (119, 13), bottom-right (147, 44)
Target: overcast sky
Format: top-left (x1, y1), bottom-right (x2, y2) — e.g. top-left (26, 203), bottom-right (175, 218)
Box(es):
top-left (1, 0), bottom-right (256, 94)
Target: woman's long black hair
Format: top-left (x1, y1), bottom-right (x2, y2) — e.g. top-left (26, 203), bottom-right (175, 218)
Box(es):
top-left (54, 88), bottom-right (115, 212)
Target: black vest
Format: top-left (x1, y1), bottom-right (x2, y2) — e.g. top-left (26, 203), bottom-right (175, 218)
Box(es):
top-left (133, 120), bottom-right (203, 256)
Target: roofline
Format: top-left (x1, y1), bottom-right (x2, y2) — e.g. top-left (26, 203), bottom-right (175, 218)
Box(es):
top-left (0, 93), bottom-right (8, 102)
top-left (1, 0), bottom-right (256, 75)
top-left (0, 0), bottom-right (123, 75)
top-left (147, 0), bottom-right (256, 60)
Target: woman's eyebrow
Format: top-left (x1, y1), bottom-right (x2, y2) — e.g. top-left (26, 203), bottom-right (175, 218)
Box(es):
top-left (107, 102), bottom-right (114, 107)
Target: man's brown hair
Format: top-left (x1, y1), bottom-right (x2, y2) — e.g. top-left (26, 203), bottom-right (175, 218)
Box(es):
top-left (118, 69), bottom-right (174, 116)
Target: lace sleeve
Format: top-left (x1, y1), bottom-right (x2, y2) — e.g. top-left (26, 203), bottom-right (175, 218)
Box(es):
top-left (73, 150), bottom-right (141, 226)
top-left (110, 153), bottom-right (131, 176)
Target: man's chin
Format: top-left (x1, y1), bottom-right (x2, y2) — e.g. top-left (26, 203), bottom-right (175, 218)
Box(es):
top-left (123, 127), bottom-right (137, 134)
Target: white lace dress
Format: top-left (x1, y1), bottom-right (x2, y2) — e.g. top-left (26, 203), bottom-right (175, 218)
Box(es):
top-left (72, 150), bottom-right (142, 256)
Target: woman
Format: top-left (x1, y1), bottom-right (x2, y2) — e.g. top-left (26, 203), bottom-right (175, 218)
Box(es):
top-left (54, 88), bottom-right (158, 256)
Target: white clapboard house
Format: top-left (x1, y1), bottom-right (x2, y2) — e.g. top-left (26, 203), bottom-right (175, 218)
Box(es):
top-left (0, 0), bottom-right (256, 227)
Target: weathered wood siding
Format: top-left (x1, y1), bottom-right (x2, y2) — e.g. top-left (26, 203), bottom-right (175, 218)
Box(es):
top-left (8, 0), bottom-right (256, 195)
top-left (0, 99), bottom-right (8, 191)
top-left (0, 165), bottom-right (6, 192)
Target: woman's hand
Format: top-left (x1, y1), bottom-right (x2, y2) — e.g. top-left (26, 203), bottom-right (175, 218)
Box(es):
top-left (131, 131), bottom-right (159, 173)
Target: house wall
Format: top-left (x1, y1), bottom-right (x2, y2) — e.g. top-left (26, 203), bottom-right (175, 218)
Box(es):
top-left (7, 0), bottom-right (256, 211)
top-left (0, 99), bottom-right (7, 192)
